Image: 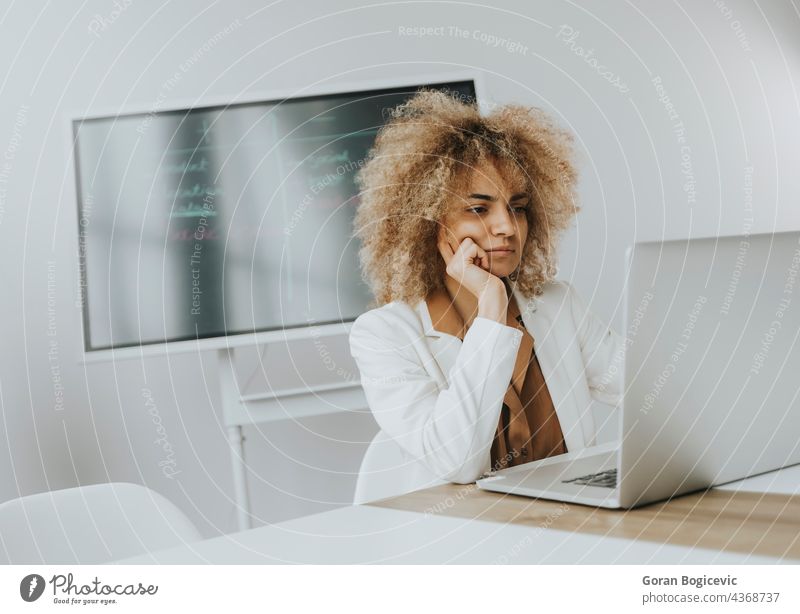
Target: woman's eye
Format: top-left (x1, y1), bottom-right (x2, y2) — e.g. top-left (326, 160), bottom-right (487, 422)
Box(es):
top-left (467, 205), bottom-right (527, 214)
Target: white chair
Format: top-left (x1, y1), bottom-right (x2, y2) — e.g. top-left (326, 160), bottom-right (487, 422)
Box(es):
top-left (0, 482), bottom-right (202, 564)
top-left (353, 430), bottom-right (448, 504)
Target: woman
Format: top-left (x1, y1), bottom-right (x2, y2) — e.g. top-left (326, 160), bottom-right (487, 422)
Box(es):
top-left (349, 88), bottom-right (623, 486)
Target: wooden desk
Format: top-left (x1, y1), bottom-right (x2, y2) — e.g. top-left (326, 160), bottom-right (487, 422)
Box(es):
top-left (366, 467), bottom-right (800, 561)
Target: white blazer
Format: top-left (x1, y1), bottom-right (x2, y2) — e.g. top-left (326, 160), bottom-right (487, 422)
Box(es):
top-left (348, 280), bottom-right (624, 485)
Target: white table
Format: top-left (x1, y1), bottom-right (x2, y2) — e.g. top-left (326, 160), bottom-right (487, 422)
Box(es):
top-left (115, 465), bottom-right (800, 564)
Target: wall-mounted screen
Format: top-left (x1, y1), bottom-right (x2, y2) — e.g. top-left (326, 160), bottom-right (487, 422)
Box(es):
top-left (73, 79), bottom-right (477, 351)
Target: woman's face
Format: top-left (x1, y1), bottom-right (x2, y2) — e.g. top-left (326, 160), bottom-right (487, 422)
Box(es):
top-left (438, 158), bottom-right (529, 280)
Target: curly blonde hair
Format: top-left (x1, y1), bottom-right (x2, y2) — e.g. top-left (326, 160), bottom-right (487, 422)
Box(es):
top-left (353, 88), bottom-right (580, 308)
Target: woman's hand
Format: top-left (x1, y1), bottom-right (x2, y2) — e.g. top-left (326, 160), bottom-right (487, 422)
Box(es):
top-left (437, 237), bottom-right (506, 305)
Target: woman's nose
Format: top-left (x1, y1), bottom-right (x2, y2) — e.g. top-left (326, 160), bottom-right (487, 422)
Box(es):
top-left (490, 206), bottom-right (516, 235)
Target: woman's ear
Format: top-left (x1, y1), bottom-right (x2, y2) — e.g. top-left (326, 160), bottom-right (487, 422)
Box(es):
top-left (436, 222), bottom-right (451, 247)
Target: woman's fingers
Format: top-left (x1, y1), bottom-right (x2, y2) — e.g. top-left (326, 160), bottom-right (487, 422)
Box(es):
top-left (439, 236), bottom-right (501, 300)
top-left (462, 238), bottom-right (487, 270)
top-left (441, 236), bottom-right (493, 274)
top-left (459, 237), bottom-right (475, 258)
top-left (475, 244), bottom-right (489, 269)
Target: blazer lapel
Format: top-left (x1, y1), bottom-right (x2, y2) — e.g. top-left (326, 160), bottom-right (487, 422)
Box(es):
top-left (511, 287), bottom-right (587, 451)
top-left (413, 299), bottom-right (461, 389)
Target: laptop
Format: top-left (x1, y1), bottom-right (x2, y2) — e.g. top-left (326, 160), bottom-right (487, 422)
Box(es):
top-left (476, 231), bottom-right (800, 508)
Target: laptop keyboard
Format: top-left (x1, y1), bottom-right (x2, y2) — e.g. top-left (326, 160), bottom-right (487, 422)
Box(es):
top-left (561, 468), bottom-right (618, 488)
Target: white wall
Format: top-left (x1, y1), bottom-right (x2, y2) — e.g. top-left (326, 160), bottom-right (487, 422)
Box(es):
top-left (0, 0), bottom-right (797, 536)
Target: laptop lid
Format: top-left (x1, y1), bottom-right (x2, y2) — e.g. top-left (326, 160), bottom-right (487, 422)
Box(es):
top-left (618, 231), bottom-right (800, 507)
